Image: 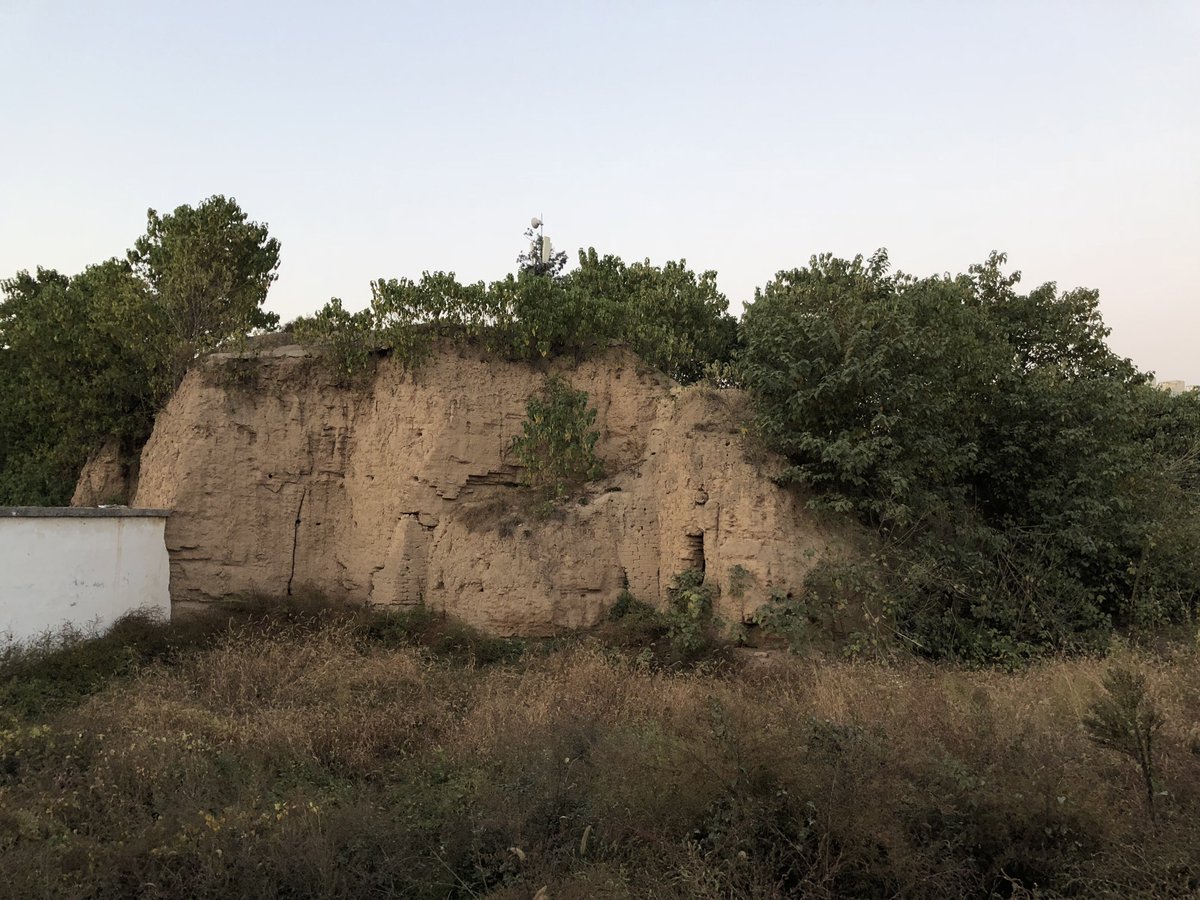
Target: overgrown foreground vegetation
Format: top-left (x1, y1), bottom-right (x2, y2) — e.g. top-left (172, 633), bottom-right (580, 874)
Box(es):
top-left (3, 604), bottom-right (1200, 899)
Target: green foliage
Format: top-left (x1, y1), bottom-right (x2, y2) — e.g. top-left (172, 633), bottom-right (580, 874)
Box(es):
top-left (128, 194), bottom-right (281, 366)
top-left (604, 589), bottom-right (669, 652)
top-left (740, 250), bottom-right (1000, 525)
top-left (739, 250), bottom-right (1200, 661)
top-left (509, 376), bottom-right (603, 502)
top-left (749, 554), bottom-right (917, 659)
top-left (753, 589), bottom-right (810, 652)
top-left (603, 580), bottom-right (723, 665)
top-left (1084, 666), bottom-right (1165, 820)
top-left (298, 249), bottom-right (737, 384)
top-left (291, 298), bottom-right (378, 386)
top-left (569, 249), bottom-right (739, 383)
top-left (665, 569), bottom-right (718, 660)
top-left (726, 564), bottom-right (752, 600)
top-left (608, 588), bottom-right (651, 622)
top-left (372, 271), bottom-right (496, 362)
top-left (0, 196), bottom-right (281, 504)
top-left (0, 262), bottom-right (174, 504)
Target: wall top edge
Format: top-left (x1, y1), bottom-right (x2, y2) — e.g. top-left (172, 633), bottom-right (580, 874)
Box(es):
top-left (0, 507), bottom-right (172, 519)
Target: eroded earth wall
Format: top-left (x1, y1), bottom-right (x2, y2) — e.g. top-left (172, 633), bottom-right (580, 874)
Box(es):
top-left (124, 344), bottom-right (840, 635)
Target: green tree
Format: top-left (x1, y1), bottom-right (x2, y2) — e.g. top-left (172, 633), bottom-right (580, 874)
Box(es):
top-left (509, 376), bottom-right (603, 502)
top-left (128, 195), bottom-right (280, 374)
top-left (739, 250), bottom-right (1002, 525)
top-left (570, 249), bottom-right (738, 383)
top-left (0, 262), bottom-right (172, 504)
top-left (739, 250), bottom-right (1200, 660)
top-left (1084, 666), bottom-right (1165, 820)
top-left (0, 195), bottom-right (283, 505)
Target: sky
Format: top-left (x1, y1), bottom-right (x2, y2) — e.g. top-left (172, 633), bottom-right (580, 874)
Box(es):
top-left (2, 1), bottom-right (1197, 382)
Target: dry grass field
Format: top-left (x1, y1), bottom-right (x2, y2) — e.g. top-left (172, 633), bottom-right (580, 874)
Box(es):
top-left (2, 601), bottom-right (1199, 899)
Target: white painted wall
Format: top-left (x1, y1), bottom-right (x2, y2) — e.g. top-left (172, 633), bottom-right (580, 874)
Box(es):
top-left (0, 510), bottom-right (170, 644)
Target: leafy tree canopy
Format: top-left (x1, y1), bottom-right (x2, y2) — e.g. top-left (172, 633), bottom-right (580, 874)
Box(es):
top-left (1, 196), bottom-right (281, 504)
top-left (739, 250), bottom-right (1200, 661)
top-left (0, 262), bottom-right (172, 503)
top-left (128, 195), bottom-right (280, 364)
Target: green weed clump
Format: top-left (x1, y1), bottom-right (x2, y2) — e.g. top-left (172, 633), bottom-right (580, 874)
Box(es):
top-left (602, 588), bottom-right (668, 651)
top-left (3, 607), bottom-right (1200, 899)
top-left (602, 575), bottom-right (726, 667)
top-left (664, 569), bottom-right (719, 661)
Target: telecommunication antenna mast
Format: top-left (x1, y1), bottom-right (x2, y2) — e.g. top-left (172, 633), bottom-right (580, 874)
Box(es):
top-left (530, 215), bottom-right (552, 264)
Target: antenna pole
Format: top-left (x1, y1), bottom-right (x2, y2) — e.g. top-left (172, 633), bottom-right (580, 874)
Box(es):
top-left (528, 213), bottom-right (550, 270)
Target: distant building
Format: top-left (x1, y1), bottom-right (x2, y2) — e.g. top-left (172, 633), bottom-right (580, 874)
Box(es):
top-left (1155, 379), bottom-right (1196, 396)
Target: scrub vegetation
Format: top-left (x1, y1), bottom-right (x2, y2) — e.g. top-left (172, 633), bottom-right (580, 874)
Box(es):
top-left (290, 249), bottom-right (738, 384)
top-left (2, 602), bottom-right (1200, 899)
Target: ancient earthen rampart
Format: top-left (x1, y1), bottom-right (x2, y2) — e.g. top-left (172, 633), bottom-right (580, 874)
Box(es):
top-left (108, 344), bottom-right (839, 634)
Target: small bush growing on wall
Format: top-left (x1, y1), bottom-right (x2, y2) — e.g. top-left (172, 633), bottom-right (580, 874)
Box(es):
top-left (509, 376), bottom-right (603, 502)
top-left (291, 299), bottom-right (379, 386)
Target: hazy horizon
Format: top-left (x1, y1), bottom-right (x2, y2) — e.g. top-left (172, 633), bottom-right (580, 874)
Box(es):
top-left (2, 1), bottom-right (1197, 382)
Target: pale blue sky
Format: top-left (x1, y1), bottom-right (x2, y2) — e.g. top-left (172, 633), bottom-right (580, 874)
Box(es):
top-left (2, 1), bottom-right (1197, 381)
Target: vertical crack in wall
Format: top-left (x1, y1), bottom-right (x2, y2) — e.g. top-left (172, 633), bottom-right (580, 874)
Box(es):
top-left (287, 487), bottom-right (308, 597)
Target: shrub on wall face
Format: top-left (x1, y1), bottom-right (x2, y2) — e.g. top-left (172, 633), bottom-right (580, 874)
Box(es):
top-left (509, 376), bottom-right (604, 503)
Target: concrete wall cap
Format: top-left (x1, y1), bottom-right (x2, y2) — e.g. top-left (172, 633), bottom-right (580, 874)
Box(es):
top-left (0, 506), bottom-right (171, 518)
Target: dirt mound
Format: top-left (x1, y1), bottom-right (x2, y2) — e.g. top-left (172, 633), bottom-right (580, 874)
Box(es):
top-left (93, 343), bottom-right (841, 634)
